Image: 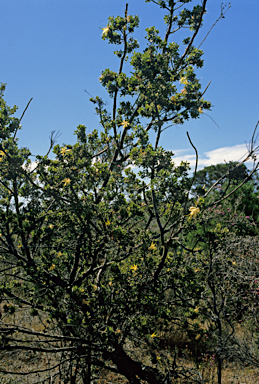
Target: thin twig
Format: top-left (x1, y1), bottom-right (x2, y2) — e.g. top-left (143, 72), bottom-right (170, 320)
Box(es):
top-left (13, 97), bottom-right (33, 140)
top-left (19, 98), bottom-right (33, 123)
top-left (186, 131), bottom-right (198, 195)
top-left (198, 2), bottom-right (231, 49)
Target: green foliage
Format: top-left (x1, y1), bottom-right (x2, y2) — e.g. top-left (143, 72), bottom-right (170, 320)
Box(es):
top-left (192, 162), bottom-right (259, 225)
top-left (193, 162), bottom-right (249, 191)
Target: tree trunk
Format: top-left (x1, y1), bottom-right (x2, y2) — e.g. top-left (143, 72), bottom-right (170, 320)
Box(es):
top-left (104, 343), bottom-right (165, 384)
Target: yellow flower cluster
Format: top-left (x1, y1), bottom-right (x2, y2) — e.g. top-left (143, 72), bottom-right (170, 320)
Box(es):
top-left (148, 242), bottom-right (156, 250)
top-left (102, 26), bottom-right (110, 36)
top-left (179, 76), bottom-right (188, 85)
top-left (120, 120), bottom-right (130, 128)
top-left (189, 206), bottom-right (200, 219)
top-left (60, 147), bottom-right (72, 156)
top-left (62, 178), bottom-right (71, 186)
top-left (0, 150), bottom-right (6, 161)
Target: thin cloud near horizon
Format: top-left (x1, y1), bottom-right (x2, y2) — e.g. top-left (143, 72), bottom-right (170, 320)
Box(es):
top-left (172, 144), bottom-right (255, 171)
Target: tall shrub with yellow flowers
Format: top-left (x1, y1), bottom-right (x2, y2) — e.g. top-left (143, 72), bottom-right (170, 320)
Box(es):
top-left (0, 1), bottom-right (258, 384)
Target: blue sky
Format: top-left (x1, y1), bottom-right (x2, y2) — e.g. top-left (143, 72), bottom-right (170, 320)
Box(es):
top-left (1, 0), bottom-right (258, 170)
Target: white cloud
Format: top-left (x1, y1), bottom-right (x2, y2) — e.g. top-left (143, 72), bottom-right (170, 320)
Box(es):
top-left (22, 161), bottom-right (38, 172)
top-left (173, 144), bottom-right (255, 169)
top-left (172, 144), bottom-right (254, 171)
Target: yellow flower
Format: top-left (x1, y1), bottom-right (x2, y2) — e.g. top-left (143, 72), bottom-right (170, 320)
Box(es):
top-left (193, 307), bottom-right (200, 313)
top-left (120, 120), bottom-right (130, 128)
top-left (179, 76), bottom-right (188, 85)
top-left (57, 252), bottom-right (62, 258)
top-left (105, 220), bottom-right (110, 226)
top-left (49, 264), bottom-right (56, 271)
top-left (148, 242), bottom-right (156, 251)
top-left (150, 332), bottom-right (157, 338)
top-left (49, 224), bottom-right (54, 229)
top-left (102, 26), bottom-right (110, 36)
top-left (189, 206), bottom-right (200, 219)
top-left (198, 106), bottom-right (203, 114)
top-left (60, 147), bottom-right (67, 155)
top-left (232, 261), bottom-right (236, 266)
top-left (62, 178), bottom-right (71, 186)
top-left (0, 150), bottom-right (6, 161)
top-left (60, 146), bottom-right (72, 156)
top-left (130, 264), bottom-right (138, 272)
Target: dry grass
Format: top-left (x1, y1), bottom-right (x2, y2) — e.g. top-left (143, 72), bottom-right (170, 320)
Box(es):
top-left (94, 362), bottom-right (259, 384)
top-left (1, 304), bottom-right (259, 383)
top-left (0, 304), bottom-right (63, 383)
